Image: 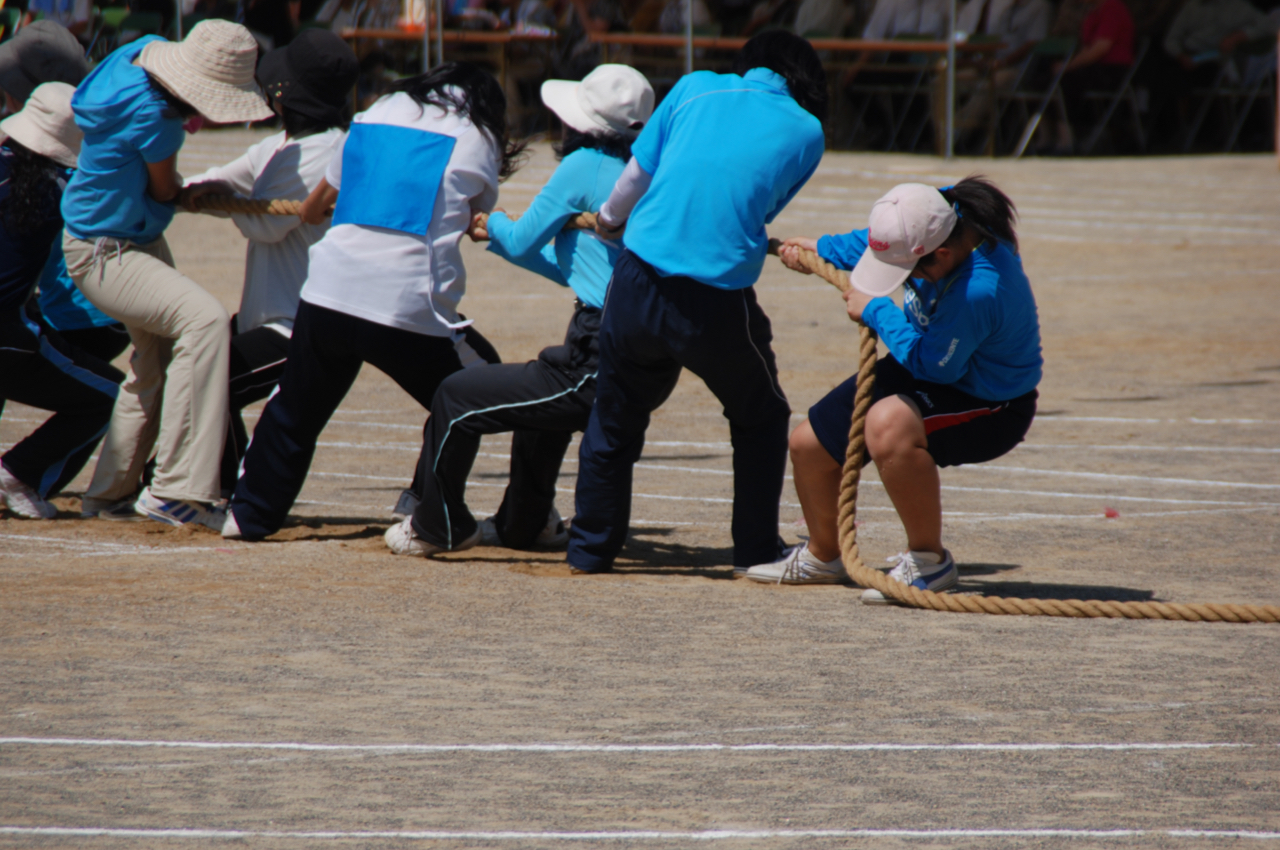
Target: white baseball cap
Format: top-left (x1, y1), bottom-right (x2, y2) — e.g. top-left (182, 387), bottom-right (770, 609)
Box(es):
top-left (541, 64), bottom-right (654, 138)
top-left (850, 183), bottom-right (958, 297)
top-left (0, 82), bottom-right (81, 168)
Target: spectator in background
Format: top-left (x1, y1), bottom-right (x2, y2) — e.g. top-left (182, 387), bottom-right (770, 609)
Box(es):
top-left (245, 0), bottom-right (301, 47)
top-left (1049, 0), bottom-right (1134, 153)
top-left (792, 0), bottom-right (853, 35)
top-left (559, 0), bottom-right (625, 79)
top-left (1164, 0), bottom-right (1277, 68)
top-left (21, 0), bottom-right (92, 40)
top-left (944, 0), bottom-right (1052, 148)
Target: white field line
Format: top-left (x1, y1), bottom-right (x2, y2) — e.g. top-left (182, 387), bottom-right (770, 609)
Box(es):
top-left (974, 465), bottom-right (1280, 490)
top-left (0, 737), bottom-right (1258, 753)
top-left (0, 533), bottom-right (223, 558)
top-left (3, 827), bottom-right (1279, 841)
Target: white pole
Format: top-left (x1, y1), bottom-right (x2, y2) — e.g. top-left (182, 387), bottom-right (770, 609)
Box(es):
top-left (684, 0), bottom-right (692, 75)
top-left (945, 0), bottom-right (956, 160)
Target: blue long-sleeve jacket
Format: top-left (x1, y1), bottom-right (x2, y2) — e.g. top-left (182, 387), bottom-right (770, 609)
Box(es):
top-left (485, 147), bottom-right (625, 309)
top-left (817, 228), bottom-right (1043, 401)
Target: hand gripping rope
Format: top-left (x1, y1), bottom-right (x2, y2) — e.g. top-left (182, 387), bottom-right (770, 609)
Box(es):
top-left (190, 197), bottom-right (1279, 620)
top-left (767, 239), bottom-right (1279, 623)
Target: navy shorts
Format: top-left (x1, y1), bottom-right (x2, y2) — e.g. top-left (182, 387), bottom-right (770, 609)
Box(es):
top-left (808, 355), bottom-right (1037, 468)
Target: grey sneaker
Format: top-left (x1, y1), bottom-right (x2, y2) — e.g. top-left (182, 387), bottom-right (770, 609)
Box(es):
top-left (0, 466), bottom-right (56, 519)
top-left (477, 507), bottom-right (569, 548)
top-left (861, 549), bottom-right (958, 605)
top-left (745, 543), bottom-right (846, 584)
top-left (384, 517), bottom-right (480, 557)
top-left (82, 496), bottom-right (144, 521)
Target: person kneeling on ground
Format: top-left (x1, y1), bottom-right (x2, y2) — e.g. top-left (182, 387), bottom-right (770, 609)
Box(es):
top-left (385, 64), bottom-right (655, 557)
top-left (0, 84), bottom-right (123, 520)
top-left (748, 177), bottom-right (1042, 603)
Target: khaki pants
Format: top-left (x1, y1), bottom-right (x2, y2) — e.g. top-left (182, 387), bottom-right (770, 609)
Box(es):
top-left (63, 232), bottom-right (231, 504)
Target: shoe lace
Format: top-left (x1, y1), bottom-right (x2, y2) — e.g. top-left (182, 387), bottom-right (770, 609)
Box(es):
top-left (779, 546), bottom-right (820, 584)
top-left (885, 551), bottom-right (921, 585)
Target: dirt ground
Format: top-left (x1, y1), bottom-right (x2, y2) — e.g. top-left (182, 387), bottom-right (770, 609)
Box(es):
top-left (1, 132), bottom-right (1278, 848)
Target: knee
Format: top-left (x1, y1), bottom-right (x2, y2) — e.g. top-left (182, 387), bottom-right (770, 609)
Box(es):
top-left (865, 396), bottom-right (925, 459)
top-left (789, 419), bottom-right (830, 466)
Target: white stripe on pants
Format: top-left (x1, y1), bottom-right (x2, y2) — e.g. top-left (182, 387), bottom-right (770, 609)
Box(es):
top-left (62, 232), bottom-right (230, 504)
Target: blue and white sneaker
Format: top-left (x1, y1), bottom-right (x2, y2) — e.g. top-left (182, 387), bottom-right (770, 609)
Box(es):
top-left (861, 549), bottom-right (958, 605)
top-left (134, 487), bottom-right (226, 530)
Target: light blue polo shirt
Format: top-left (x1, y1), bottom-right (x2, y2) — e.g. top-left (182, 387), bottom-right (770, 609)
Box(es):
top-left (62, 37), bottom-right (186, 244)
top-left (622, 67), bottom-right (825, 290)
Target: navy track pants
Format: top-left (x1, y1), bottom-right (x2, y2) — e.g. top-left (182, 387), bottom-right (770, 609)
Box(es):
top-left (567, 250), bottom-right (791, 572)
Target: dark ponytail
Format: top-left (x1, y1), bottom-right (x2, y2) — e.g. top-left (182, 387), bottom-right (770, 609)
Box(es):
top-left (733, 30), bottom-right (828, 123)
top-left (554, 127), bottom-right (633, 163)
top-left (388, 62), bottom-right (527, 181)
top-left (939, 174), bottom-right (1018, 253)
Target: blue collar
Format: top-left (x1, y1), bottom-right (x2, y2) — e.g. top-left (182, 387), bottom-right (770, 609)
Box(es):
top-left (742, 67), bottom-right (792, 97)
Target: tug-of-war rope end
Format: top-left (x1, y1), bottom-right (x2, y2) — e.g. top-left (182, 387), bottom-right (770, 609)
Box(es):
top-left (190, 196), bottom-right (1279, 623)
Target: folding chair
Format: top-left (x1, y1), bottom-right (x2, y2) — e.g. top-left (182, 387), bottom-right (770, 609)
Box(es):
top-left (993, 36), bottom-right (1075, 158)
top-left (843, 33), bottom-right (937, 152)
top-left (1079, 37), bottom-right (1148, 155)
top-left (1181, 38), bottom-right (1277, 152)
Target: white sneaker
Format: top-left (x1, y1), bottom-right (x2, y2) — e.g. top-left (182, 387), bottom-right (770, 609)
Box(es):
top-left (222, 511), bottom-right (242, 540)
top-left (134, 487), bottom-right (226, 530)
top-left (0, 466), bottom-right (56, 519)
top-left (861, 549), bottom-right (958, 605)
top-left (745, 543), bottom-right (846, 584)
top-left (384, 517), bottom-right (480, 557)
top-left (477, 506), bottom-right (569, 548)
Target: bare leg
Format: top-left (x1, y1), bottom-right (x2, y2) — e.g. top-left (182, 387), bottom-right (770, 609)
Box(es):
top-left (788, 420), bottom-right (843, 562)
top-left (865, 395), bottom-right (943, 558)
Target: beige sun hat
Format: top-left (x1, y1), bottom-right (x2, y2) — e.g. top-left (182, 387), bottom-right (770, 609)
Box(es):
top-left (0, 82), bottom-right (81, 168)
top-left (137, 20), bottom-right (273, 124)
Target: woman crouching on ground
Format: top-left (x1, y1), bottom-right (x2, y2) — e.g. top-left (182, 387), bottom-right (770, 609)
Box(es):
top-left (748, 177), bottom-right (1042, 603)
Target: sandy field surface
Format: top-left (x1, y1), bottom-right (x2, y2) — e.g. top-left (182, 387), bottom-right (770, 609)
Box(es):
top-left (1, 132), bottom-right (1278, 848)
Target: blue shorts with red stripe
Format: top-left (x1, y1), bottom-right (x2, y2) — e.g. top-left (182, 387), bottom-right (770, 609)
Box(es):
top-left (808, 355), bottom-right (1037, 468)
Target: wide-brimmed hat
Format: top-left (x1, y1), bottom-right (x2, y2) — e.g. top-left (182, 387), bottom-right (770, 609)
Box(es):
top-left (850, 183), bottom-right (958, 297)
top-left (541, 64), bottom-right (654, 138)
top-left (0, 81), bottom-right (81, 168)
top-left (0, 20), bottom-right (89, 105)
top-left (137, 20), bottom-right (273, 124)
top-left (257, 28), bottom-right (357, 125)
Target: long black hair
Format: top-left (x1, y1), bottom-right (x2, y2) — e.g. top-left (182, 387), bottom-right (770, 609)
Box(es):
top-left (553, 127), bottom-right (633, 162)
top-left (938, 175), bottom-right (1018, 253)
top-left (388, 62), bottom-right (527, 180)
top-left (733, 30), bottom-right (828, 123)
top-left (1, 140), bottom-right (63, 237)
top-left (148, 72), bottom-right (201, 120)
top-left (281, 106), bottom-right (346, 138)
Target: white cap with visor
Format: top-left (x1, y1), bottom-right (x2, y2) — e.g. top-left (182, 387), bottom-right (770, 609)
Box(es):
top-left (850, 183), bottom-right (957, 297)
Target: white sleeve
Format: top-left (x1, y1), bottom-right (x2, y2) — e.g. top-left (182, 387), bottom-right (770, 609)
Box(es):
top-left (598, 156), bottom-right (652, 228)
top-left (324, 132), bottom-right (347, 190)
top-left (228, 135), bottom-right (335, 244)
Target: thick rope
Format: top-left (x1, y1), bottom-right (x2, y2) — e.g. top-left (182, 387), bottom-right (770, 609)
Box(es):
top-left (191, 195), bottom-right (307, 216)
top-left (767, 239), bottom-right (1279, 623)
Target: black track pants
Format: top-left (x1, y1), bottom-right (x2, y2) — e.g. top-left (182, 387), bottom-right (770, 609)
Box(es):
top-left (408, 304), bottom-right (599, 550)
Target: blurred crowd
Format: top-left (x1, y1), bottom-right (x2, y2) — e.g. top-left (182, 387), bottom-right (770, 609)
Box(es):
top-left (3, 0), bottom-right (1277, 153)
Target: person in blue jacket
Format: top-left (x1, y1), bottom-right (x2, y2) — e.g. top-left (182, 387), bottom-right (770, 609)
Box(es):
top-left (567, 31), bottom-right (828, 575)
top-left (747, 177), bottom-right (1042, 602)
top-left (384, 64), bottom-right (655, 556)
